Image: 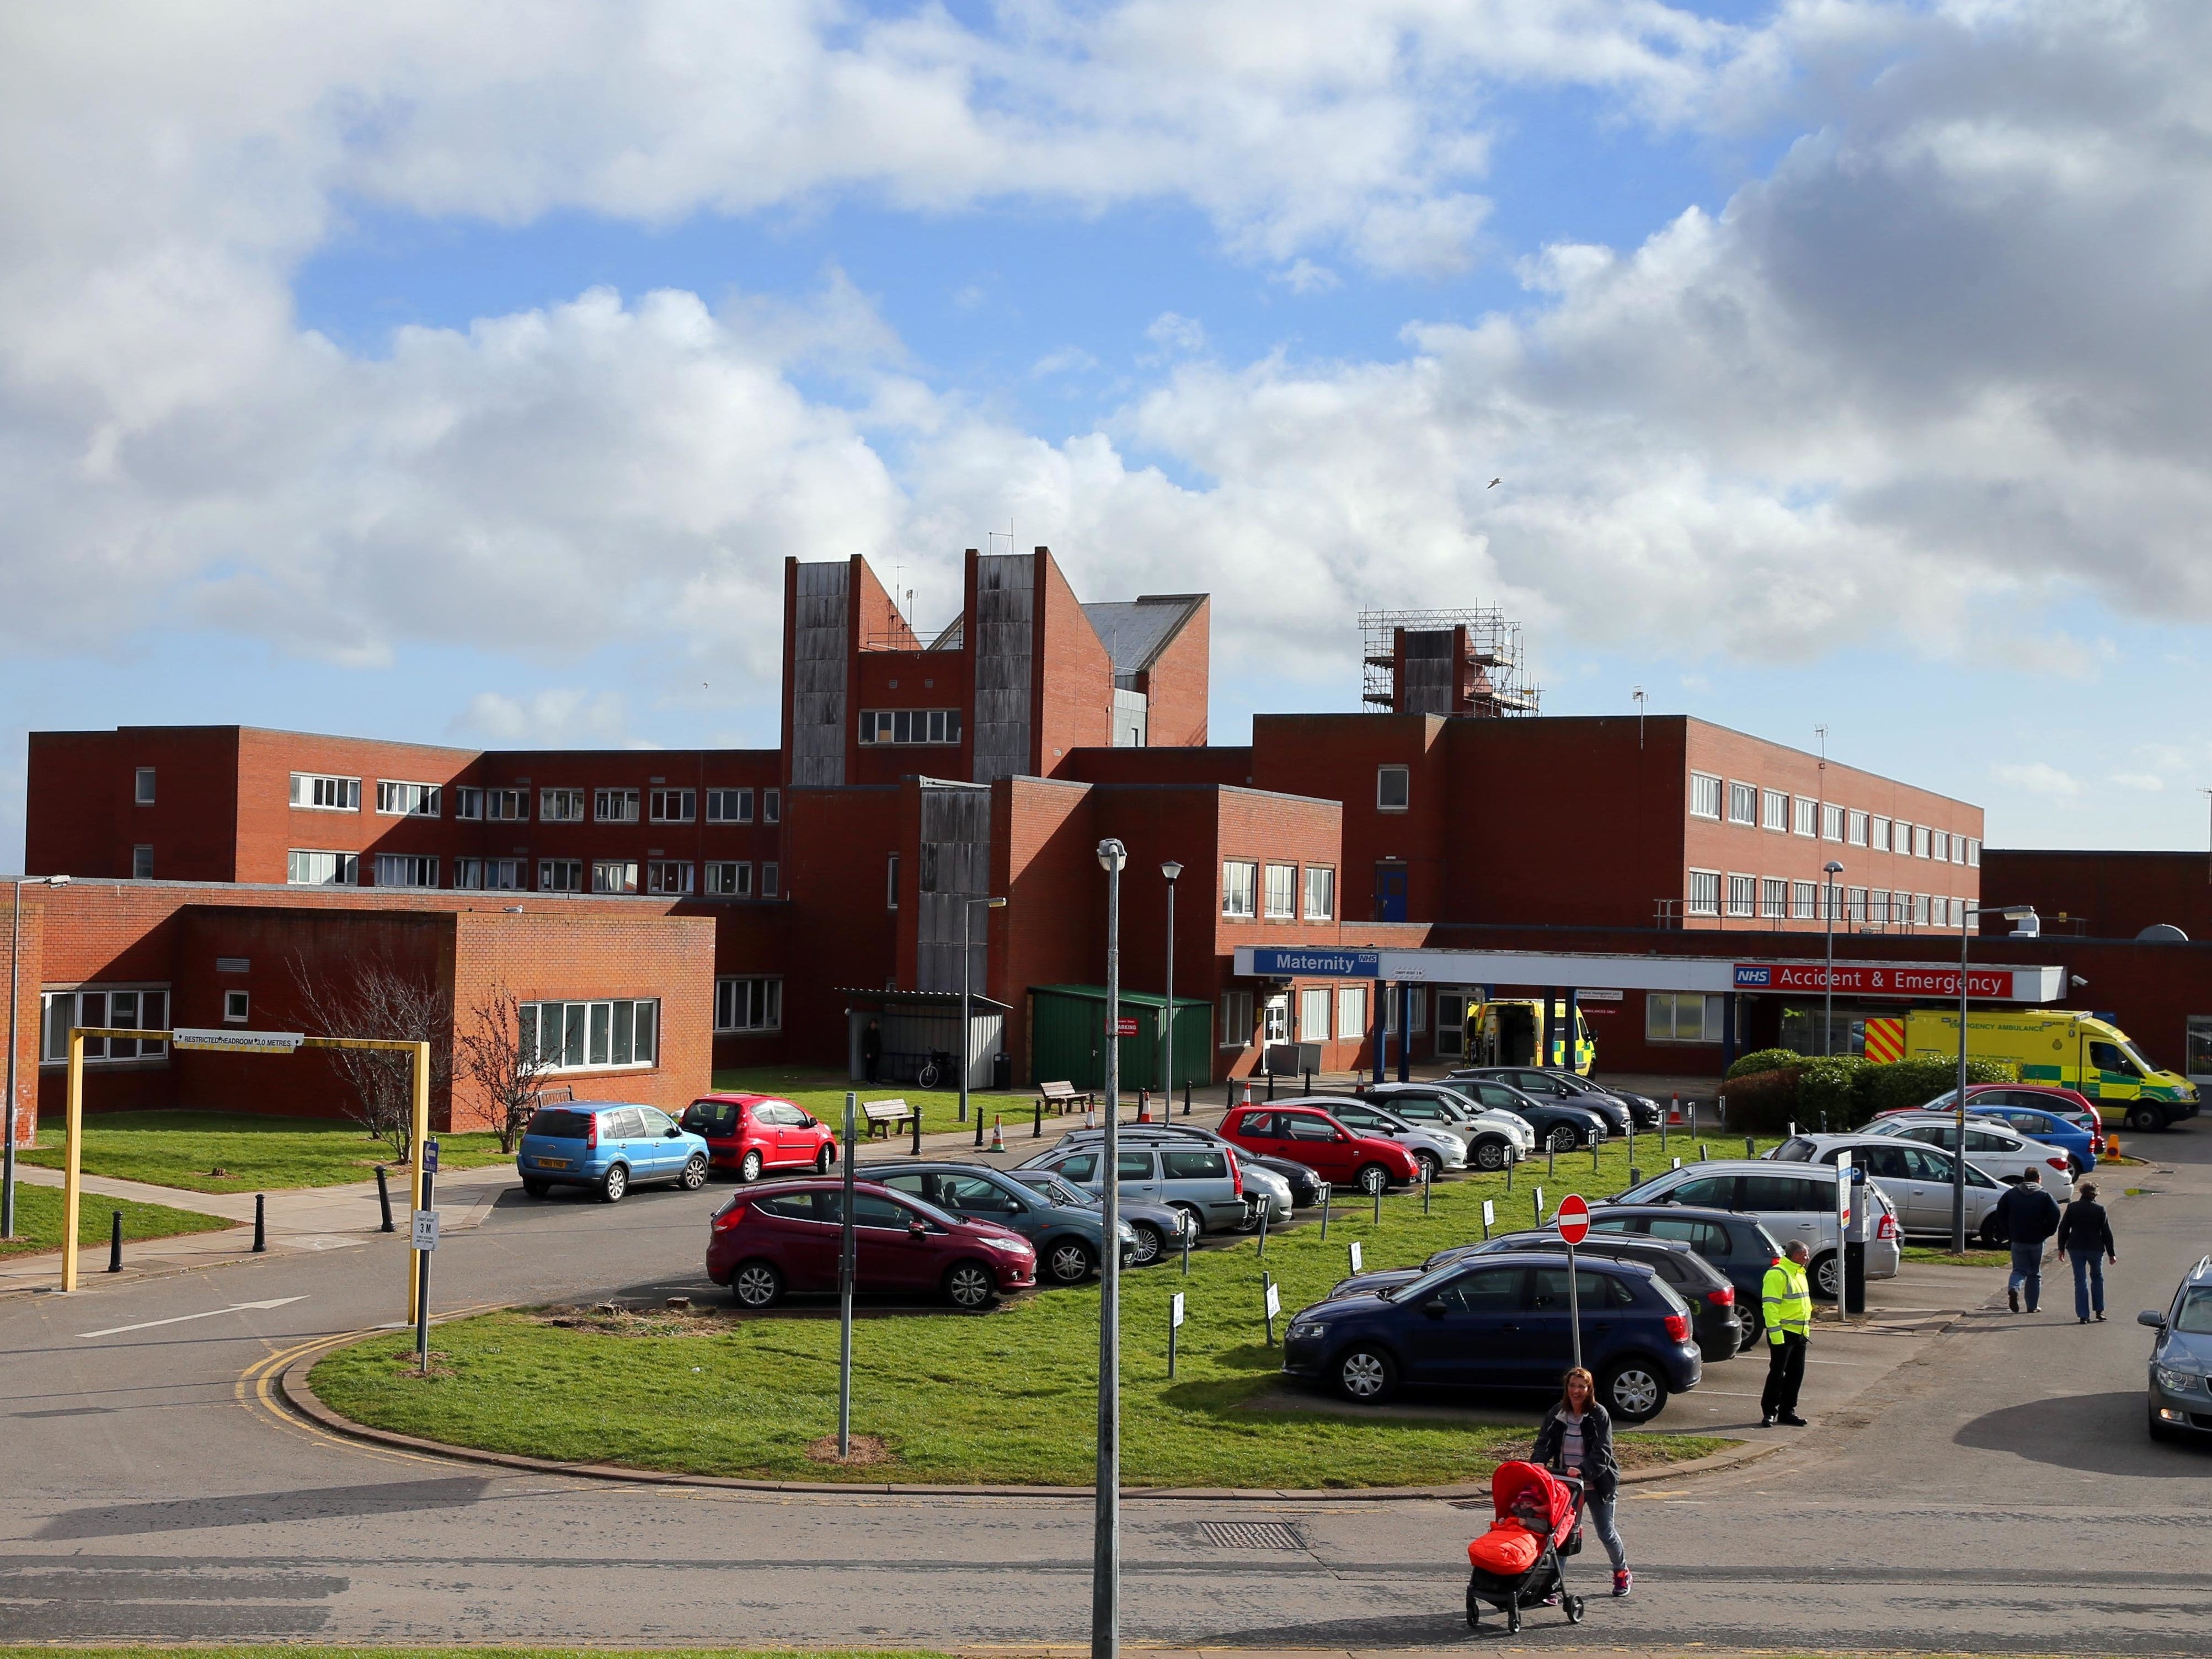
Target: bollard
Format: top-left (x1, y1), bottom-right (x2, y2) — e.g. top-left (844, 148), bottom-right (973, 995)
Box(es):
top-left (1303, 1069), bottom-right (1312, 1095)
top-left (1698, 1142), bottom-right (1709, 1162)
top-left (1745, 1135), bottom-right (1756, 1159)
top-left (1372, 1179), bottom-right (1382, 1225)
top-left (1661, 1113), bottom-right (1670, 1155)
top-left (1033, 1097), bottom-right (1043, 1138)
top-left (1422, 1162), bottom-right (1431, 1215)
top-left (1533, 1187), bottom-right (1543, 1225)
top-left (1183, 1081), bottom-right (1192, 1116)
top-left (1319, 1186), bottom-right (1331, 1241)
top-left (1691, 1102), bottom-right (1700, 1139)
top-left (1180, 1218), bottom-right (1192, 1276)
top-left (1266, 1071), bottom-right (1276, 1102)
top-left (1628, 1166), bottom-right (1641, 1187)
top-left (108, 1210), bottom-right (122, 1273)
top-left (1591, 1143), bottom-right (1600, 1174)
top-left (1257, 1200), bottom-right (1269, 1258)
top-left (1547, 1145), bottom-right (1556, 1178)
top-left (252, 1193), bottom-right (266, 1253)
top-left (1506, 1159), bottom-right (1514, 1192)
top-left (376, 1165), bottom-right (395, 1233)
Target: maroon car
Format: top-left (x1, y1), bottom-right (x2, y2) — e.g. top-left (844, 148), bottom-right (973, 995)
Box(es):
top-left (679, 1093), bottom-right (838, 1181)
top-left (707, 1178), bottom-right (1036, 1310)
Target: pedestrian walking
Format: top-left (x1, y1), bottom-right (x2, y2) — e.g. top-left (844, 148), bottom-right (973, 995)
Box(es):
top-left (2054, 1179), bottom-right (2118, 1325)
top-left (1530, 1367), bottom-right (1632, 1598)
top-left (1990, 1167), bottom-right (2061, 1314)
top-left (1760, 1240), bottom-right (1813, 1427)
top-left (861, 1018), bottom-right (883, 1084)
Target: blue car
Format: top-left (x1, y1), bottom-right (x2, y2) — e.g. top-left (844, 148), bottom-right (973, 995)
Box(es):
top-left (1282, 1250), bottom-right (1702, 1423)
top-left (2142, 1256), bottom-right (2212, 1443)
top-left (517, 1102), bottom-right (710, 1202)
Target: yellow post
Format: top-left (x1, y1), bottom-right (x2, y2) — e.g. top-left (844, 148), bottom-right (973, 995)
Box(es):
top-left (407, 1039), bottom-right (430, 1323)
top-left (61, 1029), bottom-right (84, 1291)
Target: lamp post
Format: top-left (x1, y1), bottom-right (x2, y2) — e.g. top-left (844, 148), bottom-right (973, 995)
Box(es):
top-left (1160, 862), bottom-right (1182, 1095)
top-left (5, 873), bottom-right (70, 1240)
top-left (965, 894), bottom-right (1008, 1150)
top-left (1954, 901), bottom-right (2036, 1251)
top-left (1821, 861), bottom-right (1844, 1056)
top-left (1093, 837), bottom-right (1126, 1659)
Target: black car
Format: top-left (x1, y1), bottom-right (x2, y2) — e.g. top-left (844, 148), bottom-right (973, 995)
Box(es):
top-left (1543, 1069), bottom-right (1663, 1132)
top-left (1447, 1076), bottom-right (1609, 1153)
top-left (1455, 1067), bottom-right (1637, 1135)
top-left (1580, 1202), bottom-right (1787, 1341)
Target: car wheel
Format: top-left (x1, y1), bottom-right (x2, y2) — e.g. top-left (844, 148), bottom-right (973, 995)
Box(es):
top-left (815, 1144), bottom-right (836, 1174)
top-left (1810, 1249), bottom-right (1841, 1302)
top-left (1356, 1163), bottom-right (1391, 1197)
top-left (1236, 1201), bottom-right (1267, 1233)
top-left (739, 1149), bottom-right (763, 1183)
top-left (2068, 1154), bottom-right (2086, 1177)
top-left (1046, 1238), bottom-right (1096, 1284)
top-left (599, 1164), bottom-right (628, 1204)
top-left (945, 1260), bottom-right (997, 1310)
top-left (731, 1260), bottom-right (782, 1308)
top-left (1128, 1222), bottom-right (1164, 1266)
top-left (1170, 1202), bottom-right (1205, 1240)
top-left (1547, 1125), bottom-right (1579, 1154)
top-left (2126, 1103), bottom-right (2167, 1133)
top-left (1600, 1359), bottom-right (1668, 1423)
top-left (1414, 1151), bottom-right (1443, 1184)
top-left (1978, 1214), bottom-right (2008, 1250)
top-left (678, 1153), bottom-right (708, 1191)
top-left (521, 1178), bottom-right (550, 1198)
top-left (1472, 1138), bottom-right (1509, 1172)
top-left (1334, 1343), bottom-right (1398, 1404)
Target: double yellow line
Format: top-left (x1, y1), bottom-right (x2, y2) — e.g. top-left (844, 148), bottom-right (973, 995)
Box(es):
top-left (235, 1301), bottom-right (509, 1463)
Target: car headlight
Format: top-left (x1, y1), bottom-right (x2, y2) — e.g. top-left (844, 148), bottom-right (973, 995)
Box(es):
top-left (1287, 1322), bottom-right (1323, 1342)
top-left (984, 1236), bottom-right (1027, 1253)
top-left (2154, 1364), bottom-right (2200, 1393)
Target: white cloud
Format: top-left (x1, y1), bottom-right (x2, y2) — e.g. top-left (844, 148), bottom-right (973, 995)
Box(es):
top-left (1144, 312), bottom-right (1207, 354)
top-left (1273, 258), bottom-right (1343, 295)
top-left (453, 688), bottom-right (636, 747)
top-left (1994, 761), bottom-right (2085, 801)
top-left (2109, 772), bottom-right (2166, 792)
top-left (1032, 346), bottom-right (1100, 378)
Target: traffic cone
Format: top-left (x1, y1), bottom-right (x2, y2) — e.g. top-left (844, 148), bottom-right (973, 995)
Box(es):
top-left (1085, 1106), bottom-right (1097, 1129)
top-left (990, 1116), bottom-right (1005, 1153)
top-left (1137, 1088), bottom-right (1153, 1124)
top-left (2105, 1130), bottom-right (2121, 1161)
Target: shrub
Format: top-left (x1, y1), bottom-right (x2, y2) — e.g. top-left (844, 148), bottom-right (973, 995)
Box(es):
top-left (1727, 1047), bottom-right (1803, 1081)
top-left (1863, 1055), bottom-right (2011, 1116)
top-left (1798, 1056), bottom-right (1867, 1127)
top-left (1717, 1067), bottom-right (1803, 1137)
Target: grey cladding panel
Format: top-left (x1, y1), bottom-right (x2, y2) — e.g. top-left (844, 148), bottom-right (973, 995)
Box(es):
top-left (971, 554), bottom-right (1034, 785)
top-left (792, 563), bottom-right (850, 786)
top-left (1398, 628), bottom-right (1456, 716)
top-left (916, 782), bottom-right (993, 993)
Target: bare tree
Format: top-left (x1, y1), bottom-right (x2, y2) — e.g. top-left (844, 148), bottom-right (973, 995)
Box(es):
top-left (455, 982), bottom-right (563, 1152)
top-left (288, 950), bottom-right (452, 1162)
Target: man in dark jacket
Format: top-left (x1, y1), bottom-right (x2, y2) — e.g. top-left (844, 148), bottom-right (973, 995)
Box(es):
top-left (1991, 1167), bottom-right (2062, 1314)
top-left (2055, 1180), bottom-right (2118, 1324)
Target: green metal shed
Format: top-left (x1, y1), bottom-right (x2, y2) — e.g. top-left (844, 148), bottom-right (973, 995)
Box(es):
top-left (1027, 985), bottom-right (1212, 1092)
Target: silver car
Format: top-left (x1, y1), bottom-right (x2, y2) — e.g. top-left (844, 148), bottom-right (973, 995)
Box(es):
top-left (1609, 1159), bottom-right (1903, 1299)
top-left (1276, 1095), bottom-right (1466, 1179)
top-left (1018, 1134), bottom-right (1263, 1236)
top-left (1349, 1082), bottom-right (1535, 1170)
top-left (1772, 1133), bottom-right (2008, 1241)
top-left (1861, 1114), bottom-right (2077, 1201)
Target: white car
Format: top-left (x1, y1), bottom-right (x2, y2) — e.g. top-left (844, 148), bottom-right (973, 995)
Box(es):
top-left (1771, 1133), bottom-right (2008, 1241)
top-left (1862, 1114), bottom-right (2076, 1201)
top-left (1353, 1082), bottom-right (1537, 1171)
top-left (1609, 1159), bottom-right (1903, 1300)
top-left (1280, 1095), bottom-right (1467, 1180)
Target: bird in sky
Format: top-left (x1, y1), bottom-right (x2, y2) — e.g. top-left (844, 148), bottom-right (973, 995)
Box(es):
top-left (1487, 477), bottom-right (1500, 488)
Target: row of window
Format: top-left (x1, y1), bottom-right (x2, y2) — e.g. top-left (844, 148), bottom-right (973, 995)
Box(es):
top-left (286, 773), bottom-right (778, 825)
top-left (518, 998), bottom-right (660, 1072)
top-left (286, 851), bottom-right (781, 897)
top-left (1217, 985), bottom-right (1428, 1049)
top-left (39, 986), bottom-right (169, 1064)
top-left (858, 708), bottom-right (961, 746)
top-left (1221, 860), bottom-right (1335, 922)
top-left (1688, 772), bottom-right (1979, 866)
top-left (1685, 870), bottom-right (1969, 927)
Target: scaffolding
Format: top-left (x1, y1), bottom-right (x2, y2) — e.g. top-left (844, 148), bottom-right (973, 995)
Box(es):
top-left (1359, 607), bottom-right (1540, 717)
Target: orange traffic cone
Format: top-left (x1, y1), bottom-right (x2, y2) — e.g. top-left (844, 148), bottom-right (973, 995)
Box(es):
top-left (1084, 1105), bottom-right (1097, 1129)
top-left (1137, 1088), bottom-right (1153, 1124)
top-left (990, 1116), bottom-right (1005, 1153)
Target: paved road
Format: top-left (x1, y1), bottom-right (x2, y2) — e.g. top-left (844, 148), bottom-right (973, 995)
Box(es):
top-left (3, 1132), bottom-right (2209, 1653)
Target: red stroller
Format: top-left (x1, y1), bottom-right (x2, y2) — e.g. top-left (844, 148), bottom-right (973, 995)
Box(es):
top-left (1465, 1460), bottom-right (1586, 1632)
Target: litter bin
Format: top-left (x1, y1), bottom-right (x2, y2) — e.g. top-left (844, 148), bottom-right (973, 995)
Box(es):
top-left (992, 1052), bottom-right (1012, 1092)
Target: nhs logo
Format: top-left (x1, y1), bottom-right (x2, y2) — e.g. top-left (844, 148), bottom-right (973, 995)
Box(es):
top-left (1733, 964), bottom-right (1773, 988)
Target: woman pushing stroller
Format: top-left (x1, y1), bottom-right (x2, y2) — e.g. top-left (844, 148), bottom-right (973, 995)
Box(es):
top-left (1531, 1367), bottom-right (1632, 1598)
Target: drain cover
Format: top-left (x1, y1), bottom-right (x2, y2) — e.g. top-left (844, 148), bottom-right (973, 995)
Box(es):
top-left (1198, 1520), bottom-right (1306, 1551)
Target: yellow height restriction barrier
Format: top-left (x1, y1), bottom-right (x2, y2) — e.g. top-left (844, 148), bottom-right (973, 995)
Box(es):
top-left (61, 1027), bottom-right (431, 1316)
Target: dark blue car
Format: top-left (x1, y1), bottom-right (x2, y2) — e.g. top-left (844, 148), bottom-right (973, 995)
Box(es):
top-left (1281, 1250), bottom-right (1702, 1422)
top-left (2142, 1255), bottom-right (2212, 1442)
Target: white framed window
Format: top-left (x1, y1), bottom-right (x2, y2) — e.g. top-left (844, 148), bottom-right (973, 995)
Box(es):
top-left (455, 858), bottom-right (522, 891)
top-left (484, 788), bottom-right (528, 821)
top-left (373, 853), bottom-right (438, 889)
top-left (290, 773), bottom-right (360, 812)
top-left (1263, 862), bottom-right (1296, 919)
top-left (1847, 810), bottom-right (1868, 846)
top-left (1847, 886), bottom-right (1867, 922)
top-left (131, 845), bottom-right (153, 880)
top-left (456, 787), bottom-right (483, 820)
top-left (1686, 869), bottom-right (1721, 916)
top-left (886, 853), bottom-right (900, 910)
top-left (1793, 796), bottom-right (1818, 836)
top-left (1912, 823), bottom-right (1931, 858)
top-left (1952, 834), bottom-right (1968, 867)
top-left (1930, 829), bottom-right (1949, 862)
top-left (287, 850), bottom-right (358, 885)
top-left (540, 788), bottom-right (585, 823)
top-left (705, 861), bottom-right (752, 896)
top-left (1219, 990), bottom-right (1253, 1049)
top-left (1872, 815), bottom-right (1892, 851)
top-left (1967, 837), bottom-right (1981, 868)
top-left (1913, 892), bottom-right (1931, 924)
top-left (715, 977), bottom-right (783, 1033)
top-left (649, 788), bottom-right (696, 823)
top-left (538, 858), bottom-right (584, 892)
top-left (1376, 765), bottom-right (1410, 812)
top-left (1221, 860), bottom-right (1257, 919)
top-left (1646, 991), bottom-right (1722, 1044)
top-left (376, 781), bottom-right (442, 818)
top-left (591, 860), bottom-right (639, 894)
top-left (706, 787), bottom-right (754, 823)
top-left (223, 989), bottom-right (250, 1025)
top-left (1761, 788), bottom-right (1788, 831)
top-left (1821, 803), bottom-right (1845, 841)
top-left (1262, 995), bottom-right (1290, 1045)
top-left (1689, 773), bottom-right (1722, 820)
top-left (1299, 986), bottom-right (1332, 1042)
top-left (1791, 880), bottom-right (1818, 919)
top-left (40, 985), bottom-right (170, 1065)
top-left (1337, 984), bottom-right (1367, 1039)
top-left (594, 788), bottom-right (640, 823)
top-left (1760, 877), bottom-right (1788, 919)
top-left (646, 860), bottom-right (693, 895)
top-left (1382, 986), bottom-right (1428, 1034)
top-left (761, 861), bottom-right (780, 898)
top-left (1727, 781), bottom-right (1757, 825)
top-left (858, 708), bottom-right (964, 745)
top-left (1303, 865), bottom-right (1335, 921)
top-left (1725, 873), bottom-right (1756, 917)
top-left (763, 790), bottom-right (781, 824)
top-left (520, 998), bottom-right (659, 1071)
top-left (134, 767), bottom-right (156, 805)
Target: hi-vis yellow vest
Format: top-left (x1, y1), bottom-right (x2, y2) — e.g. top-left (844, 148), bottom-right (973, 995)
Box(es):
top-left (1762, 1257), bottom-right (1811, 1343)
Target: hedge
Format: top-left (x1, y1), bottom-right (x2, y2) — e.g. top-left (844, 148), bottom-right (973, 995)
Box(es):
top-left (1720, 1054), bottom-right (2012, 1136)
top-left (1726, 1047), bottom-right (1804, 1081)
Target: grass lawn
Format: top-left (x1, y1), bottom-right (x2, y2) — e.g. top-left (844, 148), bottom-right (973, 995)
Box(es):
top-left (20, 1111), bottom-right (511, 1194)
top-left (0, 1181), bottom-right (233, 1260)
top-left (1902, 1245), bottom-right (2010, 1268)
top-left (312, 1131), bottom-right (1751, 1488)
top-left (711, 1065), bottom-right (1108, 1140)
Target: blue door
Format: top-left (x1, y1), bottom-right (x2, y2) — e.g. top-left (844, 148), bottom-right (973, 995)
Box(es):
top-left (1375, 863), bottom-right (1408, 922)
top-left (1405, 1265), bottom-right (1526, 1385)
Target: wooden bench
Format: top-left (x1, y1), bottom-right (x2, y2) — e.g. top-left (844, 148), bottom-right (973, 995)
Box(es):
top-left (1038, 1080), bottom-right (1096, 1116)
top-left (862, 1098), bottom-right (917, 1139)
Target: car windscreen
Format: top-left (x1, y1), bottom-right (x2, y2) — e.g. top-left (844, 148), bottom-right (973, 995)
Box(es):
top-left (526, 1109), bottom-right (594, 1139)
top-left (1016, 1174), bottom-right (1093, 1207)
top-left (2172, 1287), bottom-right (2212, 1335)
top-left (681, 1100), bottom-right (739, 1132)
top-left (1381, 1261), bottom-right (1473, 1304)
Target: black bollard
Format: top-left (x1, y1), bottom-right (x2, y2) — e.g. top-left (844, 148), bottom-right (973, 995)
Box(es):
top-left (376, 1165), bottom-right (395, 1233)
top-left (108, 1210), bottom-right (122, 1273)
top-left (1257, 1201), bottom-right (1268, 1258)
top-left (1033, 1097), bottom-right (1043, 1138)
top-left (1547, 1145), bottom-right (1556, 1178)
top-left (1266, 1070), bottom-right (1276, 1102)
top-left (1181, 1219), bottom-right (1192, 1276)
top-left (253, 1192), bottom-right (266, 1253)
top-left (1182, 1081), bottom-right (1192, 1116)
top-left (1628, 1166), bottom-right (1641, 1187)
top-left (1303, 1069), bottom-right (1311, 1095)
top-left (1745, 1135), bottom-right (1756, 1158)
top-left (1371, 1178), bottom-right (1382, 1225)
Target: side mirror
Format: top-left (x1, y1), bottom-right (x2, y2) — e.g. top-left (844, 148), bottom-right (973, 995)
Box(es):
top-left (800, 1116), bottom-right (817, 1128)
top-left (908, 1222), bottom-right (928, 1241)
top-left (2138, 1310), bottom-right (2167, 1330)
top-left (1423, 1300), bottom-right (1447, 1319)
top-left (665, 1125), bottom-right (682, 1138)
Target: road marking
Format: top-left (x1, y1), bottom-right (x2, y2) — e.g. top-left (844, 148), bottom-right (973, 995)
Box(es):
top-left (78, 1297), bottom-right (307, 1338)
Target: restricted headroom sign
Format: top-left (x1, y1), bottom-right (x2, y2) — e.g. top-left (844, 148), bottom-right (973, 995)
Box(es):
top-left (411, 1209), bottom-right (440, 1251)
top-left (170, 1027), bottom-right (305, 1054)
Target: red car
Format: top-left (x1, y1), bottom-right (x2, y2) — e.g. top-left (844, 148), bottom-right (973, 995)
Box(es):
top-left (707, 1178), bottom-right (1036, 1310)
top-left (1220, 1104), bottom-right (1422, 1195)
top-left (679, 1093), bottom-right (838, 1181)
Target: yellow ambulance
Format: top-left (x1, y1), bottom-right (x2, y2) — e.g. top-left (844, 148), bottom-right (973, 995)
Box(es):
top-left (1468, 998), bottom-right (1596, 1075)
top-left (1865, 1008), bottom-right (2200, 1132)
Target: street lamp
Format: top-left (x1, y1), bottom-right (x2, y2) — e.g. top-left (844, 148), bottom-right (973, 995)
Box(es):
top-left (1953, 901), bottom-right (2037, 1252)
top-left (5, 873), bottom-right (70, 1240)
top-left (1160, 862), bottom-right (1182, 1098)
top-left (1821, 861), bottom-right (1844, 1057)
top-left (1092, 837), bottom-right (1126, 1659)
top-left (965, 895), bottom-right (1008, 1151)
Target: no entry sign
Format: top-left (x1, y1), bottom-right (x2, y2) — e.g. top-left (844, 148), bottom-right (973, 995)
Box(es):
top-left (1556, 1194), bottom-right (1591, 1246)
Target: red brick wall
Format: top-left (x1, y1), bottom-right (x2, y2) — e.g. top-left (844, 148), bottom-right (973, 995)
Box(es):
top-left (236, 727), bottom-right (482, 886)
top-left (850, 650), bottom-right (968, 788)
top-left (781, 785), bottom-right (903, 1068)
top-left (1061, 746), bottom-right (1254, 787)
top-left (1983, 849), bottom-right (2212, 942)
top-left (30, 727), bottom-right (245, 882)
top-left (3, 885), bottom-right (45, 1145)
top-left (1138, 595), bottom-right (1210, 748)
top-left (1034, 549), bottom-right (1114, 774)
top-left (995, 776), bottom-right (1103, 1081)
top-left (1251, 713), bottom-right (1447, 925)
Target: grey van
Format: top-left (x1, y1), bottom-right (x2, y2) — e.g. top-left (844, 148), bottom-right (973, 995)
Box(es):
top-left (1019, 1137), bottom-right (1253, 1235)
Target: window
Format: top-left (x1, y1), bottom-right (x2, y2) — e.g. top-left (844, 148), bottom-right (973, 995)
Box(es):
top-left (763, 790), bottom-right (780, 824)
top-left (519, 998), bottom-right (660, 1070)
top-left (1221, 860), bottom-right (1257, 919)
top-left (1821, 803), bottom-right (1845, 841)
top-left (376, 781), bottom-right (442, 818)
top-left (706, 787), bottom-right (754, 823)
top-left (886, 853), bottom-right (900, 910)
top-left (1847, 886), bottom-right (1868, 922)
top-left (374, 854), bottom-right (438, 889)
top-left (539, 858), bottom-right (584, 892)
top-left (1931, 829), bottom-right (1949, 862)
top-left (287, 850), bottom-right (358, 885)
top-left (1727, 781), bottom-right (1757, 825)
top-left (715, 977), bottom-right (782, 1033)
top-left (1793, 796), bottom-right (1817, 836)
top-left (1647, 991), bottom-right (1723, 1044)
top-left (1913, 823), bottom-right (1931, 858)
top-left (1382, 987), bottom-right (1427, 1033)
top-left (1689, 773), bottom-right (1722, 819)
top-left (455, 858), bottom-right (523, 890)
top-left (649, 788), bottom-right (696, 823)
top-left (646, 860), bottom-right (693, 895)
top-left (705, 861), bottom-right (752, 896)
top-left (1262, 996), bottom-right (1290, 1045)
top-left (1376, 765), bottom-right (1410, 812)
top-left (1791, 880), bottom-right (1818, 919)
top-left (1847, 810), bottom-right (1868, 846)
top-left (1686, 869), bottom-right (1721, 916)
top-left (537, 788), bottom-right (584, 823)
top-left (40, 986), bottom-right (169, 1064)
top-left (455, 787), bottom-right (483, 820)
top-left (1869, 888), bottom-right (1893, 924)
top-left (135, 767), bottom-right (156, 805)
top-left (479, 788), bottom-right (524, 821)
top-left (1872, 815), bottom-right (1892, 851)
top-left (1299, 986), bottom-right (1332, 1042)
top-left (1760, 878), bottom-right (1788, 919)
top-left (591, 860), bottom-right (639, 894)
top-left (1967, 837), bottom-right (1981, 867)
top-left (1219, 990), bottom-right (1253, 1048)
top-left (1303, 865), bottom-right (1335, 921)
top-left (1953, 835), bottom-right (1969, 867)
top-left (1762, 788), bottom-right (1788, 831)
top-left (212, 987), bottom-right (251, 1027)
top-left (1263, 863), bottom-right (1296, 920)
top-left (1726, 873), bottom-right (1756, 917)
top-left (1913, 892), bottom-right (1930, 924)
top-left (1337, 984), bottom-right (1367, 1039)
top-left (290, 773), bottom-right (360, 811)
top-left (858, 708), bottom-right (964, 745)
top-left (594, 788), bottom-right (640, 823)
top-left (760, 861), bottom-right (779, 898)
top-left (131, 845), bottom-right (153, 880)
